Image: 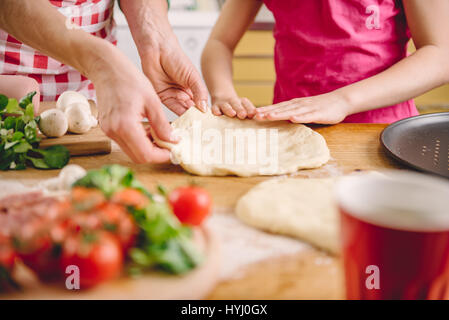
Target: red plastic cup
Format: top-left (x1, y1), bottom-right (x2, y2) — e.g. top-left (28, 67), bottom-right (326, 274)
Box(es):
top-left (336, 171), bottom-right (449, 300)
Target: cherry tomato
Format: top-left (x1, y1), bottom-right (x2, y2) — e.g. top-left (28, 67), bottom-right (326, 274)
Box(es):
top-left (0, 235), bottom-right (16, 271)
top-left (18, 234), bottom-right (62, 281)
top-left (111, 188), bottom-right (149, 209)
top-left (0, 236), bottom-right (18, 292)
top-left (60, 231), bottom-right (123, 289)
top-left (71, 187), bottom-right (106, 211)
top-left (168, 186), bottom-right (212, 226)
top-left (94, 202), bottom-right (138, 253)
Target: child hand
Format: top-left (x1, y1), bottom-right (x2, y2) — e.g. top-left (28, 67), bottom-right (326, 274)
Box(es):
top-left (254, 92), bottom-right (350, 124)
top-left (211, 96), bottom-right (257, 119)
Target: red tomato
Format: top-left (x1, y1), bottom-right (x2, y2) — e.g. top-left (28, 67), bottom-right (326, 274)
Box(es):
top-left (168, 186), bottom-right (212, 226)
top-left (0, 237), bottom-right (17, 292)
top-left (111, 188), bottom-right (149, 209)
top-left (18, 235), bottom-right (62, 281)
top-left (0, 235), bottom-right (16, 271)
top-left (94, 202), bottom-right (138, 253)
top-left (71, 187), bottom-right (106, 211)
top-left (60, 231), bottom-right (123, 289)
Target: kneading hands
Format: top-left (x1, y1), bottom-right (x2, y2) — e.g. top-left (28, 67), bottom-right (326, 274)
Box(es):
top-left (0, 0), bottom-right (208, 164)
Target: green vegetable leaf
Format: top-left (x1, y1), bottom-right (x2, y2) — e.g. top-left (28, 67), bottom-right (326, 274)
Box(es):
top-left (12, 131), bottom-right (24, 141)
top-left (74, 164), bottom-right (150, 198)
top-left (13, 140), bottom-right (32, 153)
top-left (27, 156), bottom-right (49, 169)
top-left (24, 121), bottom-right (39, 143)
top-left (128, 201), bottom-right (203, 275)
top-left (4, 117), bottom-right (16, 130)
top-left (0, 91), bottom-right (68, 171)
top-left (4, 140), bottom-right (19, 150)
top-left (5, 98), bottom-right (22, 115)
top-left (0, 149), bottom-right (15, 170)
top-left (33, 145), bottom-right (70, 169)
top-left (14, 153), bottom-right (27, 170)
top-left (129, 248), bottom-right (153, 267)
top-left (23, 104), bottom-right (34, 123)
top-left (0, 94), bottom-right (8, 111)
top-left (19, 91), bottom-right (36, 109)
top-left (14, 118), bottom-right (25, 133)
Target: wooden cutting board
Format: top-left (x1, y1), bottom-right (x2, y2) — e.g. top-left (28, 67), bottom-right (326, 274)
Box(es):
top-left (38, 101), bottom-right (111, 156)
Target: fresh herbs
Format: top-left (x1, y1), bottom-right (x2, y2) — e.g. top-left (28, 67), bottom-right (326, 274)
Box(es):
top-left (0, 91), bottom-right (70, 170)
top-left (74, 164), bottom-right (151, 198)
top-left (73, 165), bottom-right (204, 274)
top-left (128, 203), bottom-right (203, 274)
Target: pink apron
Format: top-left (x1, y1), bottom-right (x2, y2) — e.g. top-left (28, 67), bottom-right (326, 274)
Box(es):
top-left (263, 0), bottom-right (419, 123)
top-left (0, 0), bottom-right (116, 102)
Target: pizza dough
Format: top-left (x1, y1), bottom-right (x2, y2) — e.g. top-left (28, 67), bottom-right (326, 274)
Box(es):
top-left (153, 108), bottom-right (330, 177)
top-left (235, 178), bottom-right (339, 254)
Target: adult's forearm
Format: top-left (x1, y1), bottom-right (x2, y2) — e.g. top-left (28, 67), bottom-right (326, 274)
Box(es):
top-left (201, 39), bottom-right (237, 100)
top-left (337, 46), bottom-right (449, 115)
top-left (0, 0), bottom-right (114, 78)
top-left (120, 0), bottom-right (171, 57)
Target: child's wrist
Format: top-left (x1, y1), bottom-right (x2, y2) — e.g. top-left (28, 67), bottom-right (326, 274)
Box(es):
top-left (334, 87), bottom-right (360, 116)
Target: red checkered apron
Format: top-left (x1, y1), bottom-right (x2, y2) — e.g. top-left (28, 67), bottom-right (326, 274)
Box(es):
top-left (0, 0), bottom-right (116, 102)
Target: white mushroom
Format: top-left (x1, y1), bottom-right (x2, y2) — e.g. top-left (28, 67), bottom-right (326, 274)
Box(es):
top-left (65, 102), bottom-right (95, 134)
top-left (58, 164), bottom-right (87, 190)
top-left (38, 109), bottom-right (68, 137)
top-left (56, 91), bottom-right (90, 114)
top-left (38, 164), bottom-right (87, 195)
top-left (39, 177), bottom-right (61, 191)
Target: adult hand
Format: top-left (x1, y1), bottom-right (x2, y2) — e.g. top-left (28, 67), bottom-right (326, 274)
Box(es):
top-left (140, 35), bottom-right (209, 116)
top-left (254, 91), bottom-right (350, 124)
top-left (119, 0), bottom-right (208, 116)
top-left (90, 45), bottom-right (177, 164)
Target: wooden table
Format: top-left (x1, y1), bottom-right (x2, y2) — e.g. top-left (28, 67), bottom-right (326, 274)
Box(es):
top-left (0, 124), bottom-right (403, 299)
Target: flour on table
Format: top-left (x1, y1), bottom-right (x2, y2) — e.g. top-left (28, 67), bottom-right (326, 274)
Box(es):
top-left (153, 107), bottom-right (330, 177)
top-left (206, 211), bottom-right (309, 280)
